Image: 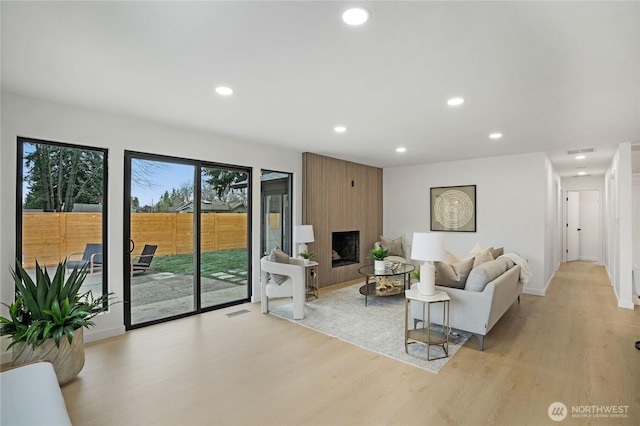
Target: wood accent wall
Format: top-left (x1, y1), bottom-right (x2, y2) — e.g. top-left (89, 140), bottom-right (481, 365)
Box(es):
top-left (302, 153), bottom-right (383, 288)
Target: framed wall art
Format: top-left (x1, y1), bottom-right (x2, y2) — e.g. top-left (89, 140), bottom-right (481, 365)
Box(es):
top-left (430, 185), bottom-right (476, 232)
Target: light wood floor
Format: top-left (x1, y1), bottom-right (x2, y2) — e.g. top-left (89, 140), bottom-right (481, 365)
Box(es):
top-left (60, 261), bottom-right (639, 425)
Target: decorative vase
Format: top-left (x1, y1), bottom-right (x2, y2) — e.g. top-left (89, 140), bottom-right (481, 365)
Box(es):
top-left (374, 260), bottom-right (386, 271)
top-left (12, 327), bottom-right (85, 386)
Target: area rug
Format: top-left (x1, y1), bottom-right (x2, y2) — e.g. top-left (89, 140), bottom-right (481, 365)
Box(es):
top-left (269, 283), bottom-right (470, 373)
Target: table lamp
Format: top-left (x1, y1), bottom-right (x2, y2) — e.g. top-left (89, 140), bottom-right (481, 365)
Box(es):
top-left (294, 225), bottom-right (314, 256)
top-left (411, 232), bottom-right (445, 296)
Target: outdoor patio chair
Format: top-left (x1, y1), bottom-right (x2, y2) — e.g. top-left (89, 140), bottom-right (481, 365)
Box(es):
top-left (132, 244), bottom-right (158, 274)
top-left (65, 243), bottom-right (102, 274)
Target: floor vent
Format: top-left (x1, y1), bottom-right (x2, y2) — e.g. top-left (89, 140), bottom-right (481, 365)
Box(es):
top-left (226, 309), bottom-right (250, 318)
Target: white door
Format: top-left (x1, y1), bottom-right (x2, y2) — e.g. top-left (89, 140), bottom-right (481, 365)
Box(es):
top-left (567, 191), bottom-right (580, 262)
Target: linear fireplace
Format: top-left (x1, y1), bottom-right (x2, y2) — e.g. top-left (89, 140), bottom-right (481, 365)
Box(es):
top-left (332, 230), bottom-right (360, 267)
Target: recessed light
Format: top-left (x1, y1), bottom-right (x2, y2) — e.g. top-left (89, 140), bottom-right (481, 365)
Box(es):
top-left (342, 7), bottom-right (370, 25)
top-left (215, 86), bottom-right (233, 96)
top-left (447, 97), bottom-right (464, 106)
top-left (489, 133), bottom-right (502, 139)
top-left (334, 126), bottom-right (347, 133)
top-left (575, 155), bottom-right (586, 160)
top-left (396, 147), bottom-right (406, 153)
top-left (578, 171), bottom-right (586, 175)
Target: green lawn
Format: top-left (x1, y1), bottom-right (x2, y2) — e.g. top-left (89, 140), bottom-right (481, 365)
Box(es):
top-left (150, 248), bottom-right (248, 278)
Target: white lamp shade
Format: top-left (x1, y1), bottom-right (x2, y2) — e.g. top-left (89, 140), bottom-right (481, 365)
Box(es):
top-left (411, 232), bottom-right (445, 261)
top-left (294, 225), bottom-right (315, 243)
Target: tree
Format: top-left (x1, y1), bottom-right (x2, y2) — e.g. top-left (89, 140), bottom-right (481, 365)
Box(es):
top-left (202, 170), bottom-right (247, 202)
top-left (23, 144), bottom-right (104, 212)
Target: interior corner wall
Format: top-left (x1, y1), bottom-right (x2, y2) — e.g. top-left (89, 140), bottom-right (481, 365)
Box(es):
top-left (383, 152), bottom-right (547, 295)
top-left (605, 143), bottom-right (634, 309)
top-left (544, 155), bottom-right (563, 287)
top-left (0, 92), bottom-right (304, 360)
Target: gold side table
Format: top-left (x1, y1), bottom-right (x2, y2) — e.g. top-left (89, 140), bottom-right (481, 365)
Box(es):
top-left (405, 289), bottom-right (450, 361)
top-left (304, 261), bottom-right (319, 300)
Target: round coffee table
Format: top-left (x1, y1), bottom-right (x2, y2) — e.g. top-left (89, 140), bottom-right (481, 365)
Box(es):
top-left (357, 263), bottom-right (415, 306)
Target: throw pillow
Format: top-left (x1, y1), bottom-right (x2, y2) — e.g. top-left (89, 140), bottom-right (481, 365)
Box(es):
top-left (268, 247), bottom-right (290, 284)
top-left (472, 248), bottom-right (494, 268)
top-left (490, 247), bottom-right (504, 259)
top-left (468, 242), bottom-right (484, 258)
top-left (434, 257), bottom-right (475, 289)
top-left (380, 236), bottom-right (403, 257)
top-left (444, 250), bottom-right (460, 264)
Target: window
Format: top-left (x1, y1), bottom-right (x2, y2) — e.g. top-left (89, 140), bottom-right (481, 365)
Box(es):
top-left (17, 137), bottom-right (108, 300)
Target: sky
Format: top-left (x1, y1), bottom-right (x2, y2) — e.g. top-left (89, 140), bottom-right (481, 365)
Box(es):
top-left (131, 160), bottom-right (194, 207)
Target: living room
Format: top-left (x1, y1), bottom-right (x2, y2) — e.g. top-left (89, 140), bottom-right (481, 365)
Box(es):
top-left (1, 2), bottom-right (639, 424)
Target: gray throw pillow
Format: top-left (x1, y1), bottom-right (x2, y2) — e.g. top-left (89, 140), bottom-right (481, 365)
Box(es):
top-left (434, 257), bottom-right (475, 289)
top-left (465, 258), bottom-right (510, 292)
top-left (380, 236), bottom-right (403, 257)
top-left (268, 247), bottom-right (289, 284)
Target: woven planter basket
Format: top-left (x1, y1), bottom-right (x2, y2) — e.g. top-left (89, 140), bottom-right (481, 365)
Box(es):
top-left (12, 327), bottom-right (85, 386)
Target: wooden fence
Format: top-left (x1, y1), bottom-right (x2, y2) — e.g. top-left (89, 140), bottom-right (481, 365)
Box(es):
top-left (22, 212), bottom-right (248, 269)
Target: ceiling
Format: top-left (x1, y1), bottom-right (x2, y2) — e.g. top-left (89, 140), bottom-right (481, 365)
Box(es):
top-left (2, 1), bottom-right (638, 176)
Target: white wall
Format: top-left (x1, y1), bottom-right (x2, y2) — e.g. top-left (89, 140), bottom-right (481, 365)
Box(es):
top-left (604, 143), bottom-right (634, 309)
top-left (383, 152), bottom-right (548, 295)
top-left (633, 174), bottom-right (640, 270)
top-left (544, 155), bottom-right (563, 288)
top-left (0, 92), bottom-right (303, 361)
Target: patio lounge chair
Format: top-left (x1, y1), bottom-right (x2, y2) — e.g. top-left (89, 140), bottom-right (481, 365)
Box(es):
top-left (65, 243), bottom-right (102, 274)
top-left (132, 244), bottom-right (157, 274)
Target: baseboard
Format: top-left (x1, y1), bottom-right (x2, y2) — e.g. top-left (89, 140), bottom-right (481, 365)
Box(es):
top-left (618, 300), bottom-right (635, 309)
top-left (523, 287), bottom-right (545, 296)
top-left (84, 325), bottom-right (126, 343)
top-left (579, 256), bottom-right (599, 262)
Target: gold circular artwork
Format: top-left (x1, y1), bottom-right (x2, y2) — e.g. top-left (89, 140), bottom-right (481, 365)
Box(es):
top-left (434, 189), bottom-right (474, 229)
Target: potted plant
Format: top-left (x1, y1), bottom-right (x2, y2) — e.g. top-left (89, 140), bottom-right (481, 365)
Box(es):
top-left (368, 247), bottom-right (389, 270)
top-left (299, 251), bottom-right (315, 265)
top-left (0, 260), bottom-right (115, 385)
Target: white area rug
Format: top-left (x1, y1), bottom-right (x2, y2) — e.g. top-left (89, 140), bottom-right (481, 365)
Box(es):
top-left (269, 283), bottom-right (470, 373)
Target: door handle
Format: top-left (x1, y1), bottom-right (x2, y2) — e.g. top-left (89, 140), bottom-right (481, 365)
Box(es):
top-left (577, 228), bottom-right (582, 231)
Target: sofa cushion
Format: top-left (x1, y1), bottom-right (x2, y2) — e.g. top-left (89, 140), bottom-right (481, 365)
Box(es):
top-left (435, 257), bottom-right (475, 289)
top-left (465, 257), bottom-right (511, 292)
top-left (268, 247), bottom-right (290, 284)
top-left (380, 236), bottom-right (403, 257)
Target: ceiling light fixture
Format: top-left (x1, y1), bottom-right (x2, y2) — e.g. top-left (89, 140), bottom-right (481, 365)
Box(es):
top-left (447, 98), bottom-right (464, 106)
top-left (396, 147), bottom-right (406, 153)
top-left (578, 171), bottom-right (586, 176)
top-left (489, 133), bottom-right (502, 139)
top-left (334, 126), bottom-right (347, 133)
top-left (575, 155), bottom-right (586, 160)
top-left (342, 7), bottom-right (370, 25)
top-left (215, 86), bottom-right (233, 96)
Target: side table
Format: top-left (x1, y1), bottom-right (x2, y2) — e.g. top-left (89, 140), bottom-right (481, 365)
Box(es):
top-left (304, 261), bottom-right (319, 301)
top-left (404, 289), bottom-right (450, 361)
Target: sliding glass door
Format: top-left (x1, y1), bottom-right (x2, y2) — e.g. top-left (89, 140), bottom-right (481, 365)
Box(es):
top-left (125, 152), bottom-right (250, 328)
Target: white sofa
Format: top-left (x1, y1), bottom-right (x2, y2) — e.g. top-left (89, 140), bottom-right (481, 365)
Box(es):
top-left (410, 257), bottom-right (523, 350)
top-left (260, 255), bottom-right (306, 320)
top-left (1, 360), bottom-right (72, 425)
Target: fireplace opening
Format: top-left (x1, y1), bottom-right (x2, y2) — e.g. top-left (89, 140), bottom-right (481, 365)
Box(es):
top-left (332, 231), bottom-right (360, 267)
